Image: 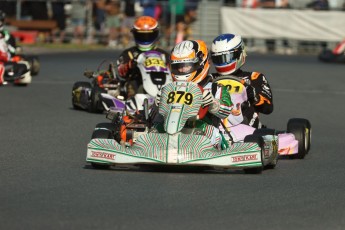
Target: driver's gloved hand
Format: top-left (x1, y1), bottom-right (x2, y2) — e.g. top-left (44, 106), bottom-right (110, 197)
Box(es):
top-left (202, 90), bottom-right (214, 108)
top-left (118, 60), bottom-right (135, 77)
top-left (118, 62), bottom-right (130, 77)
top-left (246, 85), bottom-right (259, 105)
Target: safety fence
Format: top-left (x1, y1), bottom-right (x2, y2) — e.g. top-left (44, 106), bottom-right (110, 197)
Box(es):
top-left (1, 0), bottom-right (345, 54)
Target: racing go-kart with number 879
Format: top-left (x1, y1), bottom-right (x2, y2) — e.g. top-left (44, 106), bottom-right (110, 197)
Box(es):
top-left (86, 80), bottom-right (279, 174)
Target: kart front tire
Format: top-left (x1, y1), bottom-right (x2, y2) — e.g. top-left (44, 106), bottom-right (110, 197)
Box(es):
top-left (91, 129), bottom-right (114, 139)
top-left (287, 118), bottom-right (310, 159)
top-left (243, 135), bottom-right (264, 174)
top-left (72, 81), bottom-right (91, 110)
top-left (90, 129), bottom-right (114, 170)
top-left (89, 87), bottom-right (106, 113)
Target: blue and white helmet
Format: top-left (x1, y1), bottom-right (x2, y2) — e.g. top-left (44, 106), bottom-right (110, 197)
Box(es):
top-left (211, 34), bottom-right (246, 75)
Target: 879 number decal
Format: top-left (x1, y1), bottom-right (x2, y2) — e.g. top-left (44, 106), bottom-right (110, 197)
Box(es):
top-left (167, 91), bottom-right (193, 105)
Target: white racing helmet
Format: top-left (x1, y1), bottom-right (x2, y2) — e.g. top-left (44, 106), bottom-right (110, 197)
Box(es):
top-left (211, 34), bottom-right (246, 75)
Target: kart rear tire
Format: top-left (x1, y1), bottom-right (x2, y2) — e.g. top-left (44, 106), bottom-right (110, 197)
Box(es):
top-left (89, 87), bottom-right (106, 113)
top-left (90, 129), bottom-right (114, 170)
top-left (243, 135), bottom-right (264, 174)
top-left (253, 128), bottom-right (276, 136)
top-left (72, 81), bottom-right (91, 110)
top-left (287, 118), bottom-right (310, 159)
top-left (14, 83), bottom-right (28, 87)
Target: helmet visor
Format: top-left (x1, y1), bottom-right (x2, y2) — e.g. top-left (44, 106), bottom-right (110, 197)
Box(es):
top-left (171, 59), bottom-right (200, 75)
top-left (211, 48), bottom-right (242, 66)
top-left (132, 30), bottom-right (159, 44)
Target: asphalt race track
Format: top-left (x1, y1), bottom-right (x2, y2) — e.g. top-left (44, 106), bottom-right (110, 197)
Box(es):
top-left (1, 50), bottom-right (344, 230)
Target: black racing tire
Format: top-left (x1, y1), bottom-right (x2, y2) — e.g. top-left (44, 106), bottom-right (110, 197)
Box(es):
top-left (253, 128), bottom-right (276, 136)
top-left (91, 129), bottom-right (114, 139)
top-left (252, 128), bottom-right (278, 169)
top-left (72, 81), bottom-right (91, 110)
top-left (28, 57), bottom-right (40, 76)
top-left (243, 135), bottom-right (264, 174)
top-left (14, 83), bottom-right (28, 87)
top-left (89, 86), bottom-right (106, 113)
top-left (287, 118), bottom-right (311, 159)
top-left (90, 129), bottom-right (114, 170)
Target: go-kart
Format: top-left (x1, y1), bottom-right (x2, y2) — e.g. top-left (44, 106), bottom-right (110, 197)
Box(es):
top-left (214, 76), bottom-right (312, 159)
top-left (0, 60), bottom-right (31, 86)
top-left (72, 60), bottom-right (121, 113)
top-left (86, 81), bottom-right (279, 174)
top-left (318, 49), bottom-right (345, 63)
top-left (100, 49), bottom-right (173, 114)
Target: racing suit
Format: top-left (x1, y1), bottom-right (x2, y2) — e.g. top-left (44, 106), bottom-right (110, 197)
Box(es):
top-left (189, 75), bottom-right (233, 149)
top-left (0, 35), bottom-right (11, 85)
top-left (0, 30), bottom-right (17, 56)
top-left (211, 69), bottom-right (273, 128)
top-left (116, 46), bottom-right (170, 99)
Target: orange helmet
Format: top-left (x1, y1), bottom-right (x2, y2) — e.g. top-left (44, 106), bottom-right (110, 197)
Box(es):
top-left (131, 16), bottom-right (159, 51)
top-left (170, 40), bottom-right (210, 84)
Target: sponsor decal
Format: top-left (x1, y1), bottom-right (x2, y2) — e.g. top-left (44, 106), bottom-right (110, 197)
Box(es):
top-left (144, 57), bottom-right (166, 68)
top-left (91, 151), bottom-right (115, 160)
top-left (232, 154), bottom-right (258, 163)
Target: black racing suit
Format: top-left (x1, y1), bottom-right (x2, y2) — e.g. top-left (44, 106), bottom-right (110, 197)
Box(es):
top-left (211, 69), bottom-right (273, 128)
top-left (116, 46), bottom-right (169, 99)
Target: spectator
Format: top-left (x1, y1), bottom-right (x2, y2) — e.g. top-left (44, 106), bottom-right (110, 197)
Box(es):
top-left (140, 0), bottom-right (157, 17)
top-left (70, 0), bottom-right (87, 44)
top-left (306, 0), bottom-right (329, 10)
top-left (259, 0), bottom-right (291, 53)
top-left (27, 1), bottom-right (49, 20)
top-left (121, 0), bottom-right (136, 48)
top-left (184, 0), bottom-right (200, 40)
top-left (94, 0), bottom-right (107, 32)
top-left (104, 0), bottom-right (121, 48)
top-left (242, 0), bottom-right (259, 8)
top-left (259, 0), bottom-right (290, 8)
top-left (165, 0), bottom-right (186, 46)
top-left (223, 0), bottom-right (236, 6)
top-left (0, 2), bottom-right (16, 18)
top-left (52, 2), bottom-right (67, 43)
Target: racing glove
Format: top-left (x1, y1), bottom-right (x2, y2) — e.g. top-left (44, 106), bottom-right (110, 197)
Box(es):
top-left (155, 90), bottom-right (161, 106)
top-left (118, 60), bottom-right (134, 78)
top-left (202, 90), bottom-right (214, 107)
top-left (118, 62), bottom-right (129, 77)
top-left (246, 85), bottom-right (259, 105)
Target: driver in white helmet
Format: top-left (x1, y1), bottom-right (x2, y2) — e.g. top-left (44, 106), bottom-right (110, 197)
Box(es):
top-left (210, 33), bottom-right (273, 128)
